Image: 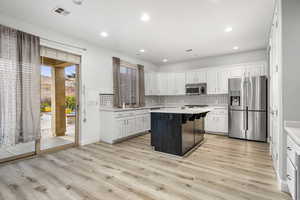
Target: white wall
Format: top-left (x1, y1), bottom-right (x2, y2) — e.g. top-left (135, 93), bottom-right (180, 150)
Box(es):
top-left (0, 14), bottom-right (159, 145)
top-left (282, 0), bottom-right (300, 122)
top-left (158, 49), bottom-right (267, 72)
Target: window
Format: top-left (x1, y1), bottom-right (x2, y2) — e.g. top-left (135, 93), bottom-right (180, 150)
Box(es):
top-left (119, 65), bottom-right (139, 106)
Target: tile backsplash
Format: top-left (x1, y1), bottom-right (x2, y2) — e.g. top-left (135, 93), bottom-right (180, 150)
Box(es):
top-left (155, 95), bottom-right (228, 106)
top-left (101, 94), bottom-right (228, 108)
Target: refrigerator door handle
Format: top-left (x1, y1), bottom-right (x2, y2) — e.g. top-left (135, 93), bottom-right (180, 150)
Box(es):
top-left (246, 106), bottom-right (249, 131)
top-left (249, 77), bottom-right (253, 109)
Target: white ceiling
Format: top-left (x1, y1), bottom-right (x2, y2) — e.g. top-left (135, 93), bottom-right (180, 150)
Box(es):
top-left (0, 0), bottom-right (274, 65)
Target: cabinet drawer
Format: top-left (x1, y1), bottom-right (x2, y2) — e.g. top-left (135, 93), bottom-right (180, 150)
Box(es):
top-left (114, 111), bottom-right (135, 118)
top-left (287, 158), bottom-right (297, 200)
top-left (135, 109), bottom-right (150, 116)
top-left (287, 136), bottom-right (297, 165)
top-left (210, 108), bottom-right (228, 115)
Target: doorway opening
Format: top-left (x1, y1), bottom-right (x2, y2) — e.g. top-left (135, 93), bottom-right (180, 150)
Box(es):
top-left (40, 56), bottom-right (79, 151)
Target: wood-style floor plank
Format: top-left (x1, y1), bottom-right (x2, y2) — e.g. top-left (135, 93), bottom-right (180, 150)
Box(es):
top-left (0, 134), bottom-right (291, 200)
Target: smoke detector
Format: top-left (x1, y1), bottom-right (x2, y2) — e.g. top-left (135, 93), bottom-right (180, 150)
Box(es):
top-left (52, 7), bottom-right (71, 16)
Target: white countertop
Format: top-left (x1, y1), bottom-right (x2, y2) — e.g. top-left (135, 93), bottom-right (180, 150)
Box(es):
top-left (99, 105), bottom-right (168, 112)
top-left (149, 107), bottom-right (214, 114)
top-left (285, 121), bottom-right (300, 146)
top-left (100, 104), bottom-right (227, 112)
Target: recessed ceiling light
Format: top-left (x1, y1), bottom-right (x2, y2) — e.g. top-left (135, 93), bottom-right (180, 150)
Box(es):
top-left (73, 0), bottom-right (84, 5)
top-left (225, 27), bottom-right (233, 32)
top-left (139, 49), bottom-right (145, 53)
top-left (233, 46), bottom-right (239, 50)
top-left (140, 13), bottom-right (150, 22)
top-left (100, 32), bottom-right (108, 37)
top-left (162, 59), bottom-right (168, 63)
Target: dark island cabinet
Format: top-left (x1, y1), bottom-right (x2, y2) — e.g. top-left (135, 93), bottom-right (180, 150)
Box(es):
top-left (151, 112), bottom-right (208, 156)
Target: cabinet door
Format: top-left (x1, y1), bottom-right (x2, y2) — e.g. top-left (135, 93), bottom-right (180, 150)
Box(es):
top-left (145, 72), bottom-right (150, 96)
top-left (116, 119), bottom-right (126, 139)
top-left (174, 73), bottom-right (186, 95)
top-left (247, 65), bottom-right (267, 77)
top-left (205, 114), bottom-right (214, 132)
top-left (186, 72), bottom-right (194, 84)
top-left (207, 70), bottom-right (217, 94)
top-left (216, 115), bottom-right (228, 133)
top-left (230, 67), bottom-right (246, 78)
top-left (157, 73), bottom-right (168, 95)
top-left (143, 115), bottom-right (151, 131)
top-left (150, 73), bottom-right (158, 95)
top-left (198, 70), bottom-right (207, 83)
top-left (217, 69), bottom-right (230, 94)
top-left (127, 118), bottom-right (136, 136)
top-left (167, 73), bottom-right (176, 95)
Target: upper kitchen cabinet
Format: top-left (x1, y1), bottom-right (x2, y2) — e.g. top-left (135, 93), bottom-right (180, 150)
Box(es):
top-left (229, 67), bottom-right (246, 78)
top-left (174, 72), bottom-right (186, 95)
top-left (145, 72), bottom-right (158, 96)
top-left (157, 73), bottom-right (169, 95)
top-left (229, 63), bottom-right (267, 78)
top-left (246, 64), bottom-right (268, 77)
top-left (186, 70), bottom-right (207, 84)
top-left (217, 69), bottom-right (231, 94)
top-left (207, 69), bottom-right (218, 95)
top-left (145, 62), bottom-right (267, 96)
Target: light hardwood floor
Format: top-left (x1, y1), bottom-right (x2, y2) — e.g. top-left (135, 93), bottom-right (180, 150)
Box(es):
top-left (0, 134), bottom-right (291, 200)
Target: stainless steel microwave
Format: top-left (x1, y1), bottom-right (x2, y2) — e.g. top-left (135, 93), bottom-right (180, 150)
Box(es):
top-left (185, 83), bottom-right (207, 95)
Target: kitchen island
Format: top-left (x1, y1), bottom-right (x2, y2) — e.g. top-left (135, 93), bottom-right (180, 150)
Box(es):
top-left (150, 107), bottom-right (212, 156)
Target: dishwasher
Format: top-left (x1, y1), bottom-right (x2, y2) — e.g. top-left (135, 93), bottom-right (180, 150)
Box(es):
top-left (181, 115), bottom-right (195, 154)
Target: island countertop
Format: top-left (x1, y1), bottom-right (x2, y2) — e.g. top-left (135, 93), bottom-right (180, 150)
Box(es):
top-left (149, 107), bottom-right (214, 114)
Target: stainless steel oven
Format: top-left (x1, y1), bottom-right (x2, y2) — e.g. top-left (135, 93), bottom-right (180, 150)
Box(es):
top-left (185, 83), bottom-right (207, 95)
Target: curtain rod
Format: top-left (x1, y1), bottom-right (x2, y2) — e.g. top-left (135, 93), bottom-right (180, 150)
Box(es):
top-left (40, 37), bottom-right (87, 51)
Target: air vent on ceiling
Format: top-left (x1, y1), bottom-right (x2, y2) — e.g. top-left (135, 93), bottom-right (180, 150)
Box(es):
top-left (52, 7), bottom-right (71, 16)
top-left (186, 49), bottom-right (193, 52)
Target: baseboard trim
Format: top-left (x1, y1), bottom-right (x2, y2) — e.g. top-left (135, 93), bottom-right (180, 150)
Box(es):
top-left (80, 137), bottom-right (100, 146)
top-left (277, 174), bottom-right (289, 192)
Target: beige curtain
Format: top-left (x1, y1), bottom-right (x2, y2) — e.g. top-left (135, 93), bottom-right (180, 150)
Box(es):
top-left (112, 57), bottom-right (121, 107)
top-left (0, 24), bottom-right (40, 146)
top-left (137, 64), bottom-right (145, 107)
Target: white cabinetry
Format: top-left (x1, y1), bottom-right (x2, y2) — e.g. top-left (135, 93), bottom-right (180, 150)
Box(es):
top-left (173, 72), bottom-right (186, 95)
top-left (205, 107), bottom-right (228, 134)
top-left (145, 72), bottom-right (158, 96)
top-left (246, 64), bottom-right (267, 77)
top-left (100, 109), bottom-right (151, 144)
top-left (207, 69), bottom-right (218, 95)
top-left (157, 73), bottom-right (168, 96)
top-left (186, 70), bottom-right (207, 84)
top-left (230, 67), bottom-right (246, 78)
top-left (145, 62), bottom-right (267, 96)
top-left (286, 134), bottom-right (299, 200)
top-left (151, 72), bottom-right (186, 96)
top-left (217, 69), bottom-right (231, 94)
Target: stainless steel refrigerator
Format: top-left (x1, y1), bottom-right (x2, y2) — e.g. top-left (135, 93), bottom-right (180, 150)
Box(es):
top-left (228, 76), bottom-right (267, 142)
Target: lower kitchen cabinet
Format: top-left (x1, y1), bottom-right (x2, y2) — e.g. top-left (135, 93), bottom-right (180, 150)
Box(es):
top-left (100, 109), bottom-right (151, 144)
top-left (205, 107), bottom-right (228, 134)
top-left (286, 134), bottom-right (300, 200)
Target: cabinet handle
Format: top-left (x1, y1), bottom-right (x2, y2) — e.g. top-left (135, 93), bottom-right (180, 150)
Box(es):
top-left (286, 174), bottom-right (292, 181)
top-left (287, 146), bottom-right (292, 151)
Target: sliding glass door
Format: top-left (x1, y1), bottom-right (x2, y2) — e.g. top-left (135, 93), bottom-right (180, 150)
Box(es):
top-left (0, 43), bottom-right (81, 163)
